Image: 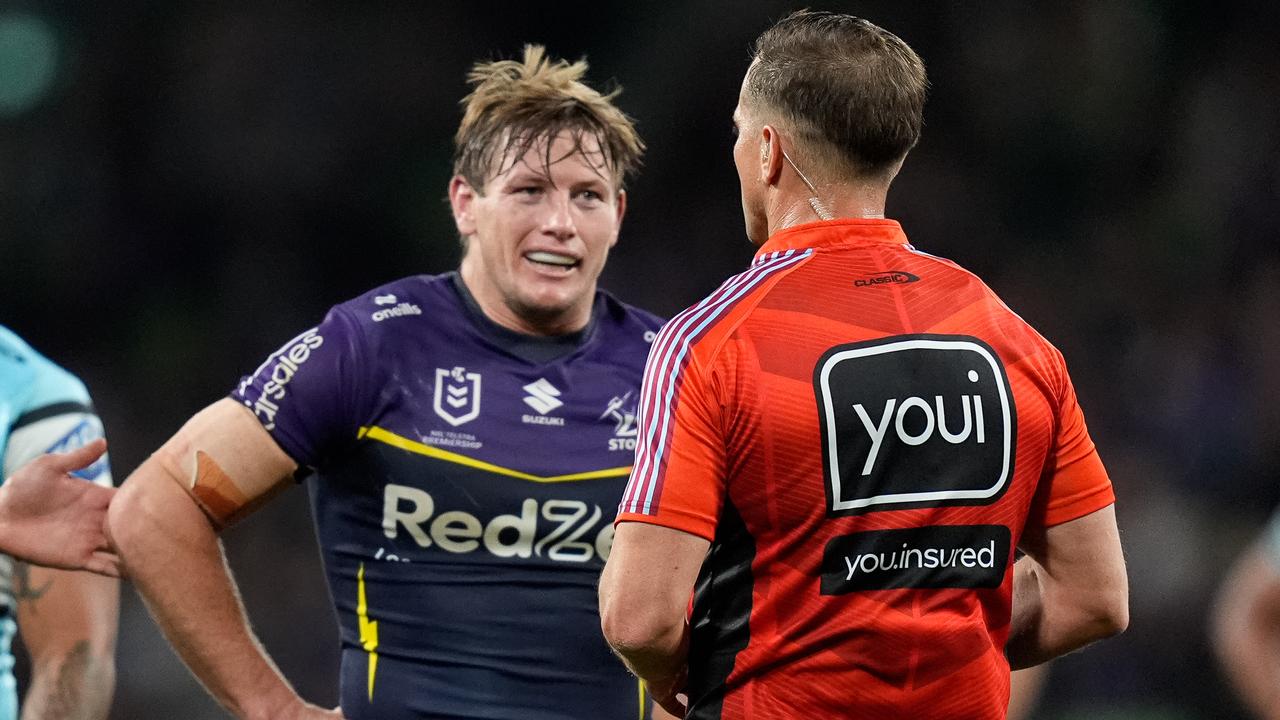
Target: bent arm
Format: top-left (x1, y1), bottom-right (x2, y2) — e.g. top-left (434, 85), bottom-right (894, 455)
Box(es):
top-left (1006, 664), bottom-right (1049, 720)
top-left (1211, 544), bottom-right (1280, 719)
top-left (599, 522), bottom-right (708, 714)
top-left (1007, 504), bottom-right (1128, 669)
top-left (17, 565), bottom-right (117, 720)
top-left (106, 398), bottom-right (330, 720)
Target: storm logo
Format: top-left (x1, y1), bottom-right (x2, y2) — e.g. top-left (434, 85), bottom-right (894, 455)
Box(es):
top-left (601, 391), bottom-right (639, 451)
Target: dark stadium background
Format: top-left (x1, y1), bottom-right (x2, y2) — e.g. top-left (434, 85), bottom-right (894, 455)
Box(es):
top-left (1, 1), bottom-right (1278, 717)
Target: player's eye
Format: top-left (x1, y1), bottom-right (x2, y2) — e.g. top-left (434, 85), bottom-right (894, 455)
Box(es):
top-left (516, 186), bottom-right (543, 197)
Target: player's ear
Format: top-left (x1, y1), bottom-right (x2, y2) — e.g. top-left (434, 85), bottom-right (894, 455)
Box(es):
top-left (449, 175), bottom-right (479, 236)
top-left (611, 189), bottom-right (627, 246)
top-left (760, 125), bottom-right (784, 186)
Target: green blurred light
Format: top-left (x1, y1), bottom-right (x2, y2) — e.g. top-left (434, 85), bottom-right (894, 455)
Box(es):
top-left (0, 13), bottom-right (59, 118)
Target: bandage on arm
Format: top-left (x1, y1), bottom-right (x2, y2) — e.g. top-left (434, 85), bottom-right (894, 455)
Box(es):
top-left (150, 398), bottom-right (299, 530)
top-left (106, 398), bottom-right (309, 719)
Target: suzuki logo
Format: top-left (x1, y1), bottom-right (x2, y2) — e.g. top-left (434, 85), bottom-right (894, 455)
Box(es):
top-left (523, 378), bottom-right (563, 415)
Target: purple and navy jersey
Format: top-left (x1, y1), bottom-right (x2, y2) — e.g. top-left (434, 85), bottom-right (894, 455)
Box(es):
top-left (233, 273), bottom-right (663, 720)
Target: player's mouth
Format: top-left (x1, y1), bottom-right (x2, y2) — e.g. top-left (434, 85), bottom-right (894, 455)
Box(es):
top-left (524, 251), bottom-right (580, 274)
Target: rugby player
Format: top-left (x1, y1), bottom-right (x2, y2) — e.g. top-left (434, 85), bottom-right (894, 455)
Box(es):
top-left (600, 12), bottom-right (1129, 718)
top-left (108, 47), bottom-right (667, 719)
top-left (1212, 509), bottom-right (1280, 718)
top-left (0, 325), bottom-right (117, 720)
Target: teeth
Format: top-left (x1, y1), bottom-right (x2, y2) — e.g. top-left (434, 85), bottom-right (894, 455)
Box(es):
top-left (526, 251), bottom-right (577, 267)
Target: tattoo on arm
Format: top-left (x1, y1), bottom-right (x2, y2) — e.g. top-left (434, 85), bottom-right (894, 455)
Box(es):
top-left (13, 563), bottom-right (52, 610)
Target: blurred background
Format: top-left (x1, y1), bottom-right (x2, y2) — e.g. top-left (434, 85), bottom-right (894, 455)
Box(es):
top-left (1, 1), bottom-right (1278, 717)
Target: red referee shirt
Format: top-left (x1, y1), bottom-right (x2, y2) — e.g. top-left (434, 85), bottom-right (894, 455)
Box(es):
top-left (617, 219), bottom-right (1114, 719)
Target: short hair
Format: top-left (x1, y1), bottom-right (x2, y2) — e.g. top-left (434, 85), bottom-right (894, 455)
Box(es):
top-left (746, 11), bottom-right (928, 176)
top-left (453, 45), bottom-right (644, 192)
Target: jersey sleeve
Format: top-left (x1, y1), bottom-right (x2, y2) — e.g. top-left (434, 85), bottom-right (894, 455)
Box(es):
top-left (3, 367), bottom-right (112, 488)
top-left (1026, 359), bottom-right (1115, 529)
top-left (616, 328), bottom-right (727, 541)
top-left (231, 305), bottom-right (372, 468)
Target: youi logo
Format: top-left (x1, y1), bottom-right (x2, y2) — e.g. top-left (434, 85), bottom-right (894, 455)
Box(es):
top-left (814, 335), bottom-right (1016, 516)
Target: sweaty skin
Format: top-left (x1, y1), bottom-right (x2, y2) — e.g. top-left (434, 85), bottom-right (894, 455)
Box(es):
top-left (150, 401), bottom-right (295, 529)
top-left (108, 399), bottom-right (340, 720)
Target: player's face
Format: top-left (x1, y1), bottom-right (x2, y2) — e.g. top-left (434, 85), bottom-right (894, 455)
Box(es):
top-left (451, 132), bottom-right (626, 335)
top-left (733, 78), bottom-right (769, 245)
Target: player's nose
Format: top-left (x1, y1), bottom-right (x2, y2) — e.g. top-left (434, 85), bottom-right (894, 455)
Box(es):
top-left (540, 191), bottom-right (577, 241)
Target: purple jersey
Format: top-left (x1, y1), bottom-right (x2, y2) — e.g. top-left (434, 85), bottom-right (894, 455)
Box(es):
top-left (233, 273), bottom-right (663, 720)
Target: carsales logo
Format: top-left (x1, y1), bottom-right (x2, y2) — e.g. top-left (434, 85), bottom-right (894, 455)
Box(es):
top-left (244, 328), bottom-right (324, 430)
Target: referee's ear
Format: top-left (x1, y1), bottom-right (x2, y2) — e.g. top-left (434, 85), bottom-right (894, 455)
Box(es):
top-left (760, 125), bottom-right (784, 186)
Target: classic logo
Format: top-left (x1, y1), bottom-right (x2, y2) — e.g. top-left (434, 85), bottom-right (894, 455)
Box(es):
top-left (854, 270), bottom-right (919, 288)
top-left (600, 391), bottom-right (639, 451)
top-left (433, 366), bottom-right (482, 427)
top-left (523, 378), bottom-right (563, 414)
top-left (374, 294), bottom-right (397, 306)
top-left (815, 334), bottom-right (1016, 516)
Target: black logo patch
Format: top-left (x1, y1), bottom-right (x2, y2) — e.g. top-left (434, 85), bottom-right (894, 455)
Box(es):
top-left (815, 334), bottom-right (1016, 517)
top-left (854, 270), bottom-right (919, 287)
top-left (821, 525), bottom-right (1011, 594)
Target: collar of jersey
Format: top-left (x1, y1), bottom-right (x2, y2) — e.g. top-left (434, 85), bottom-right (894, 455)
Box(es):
top-left (448, 271), bottom-right (597, 364)
top-left (754, 218), bottom-right (908, 260)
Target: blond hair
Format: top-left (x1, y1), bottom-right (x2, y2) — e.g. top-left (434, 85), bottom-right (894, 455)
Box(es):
top-left (453, 45), bottom-right (644, 192)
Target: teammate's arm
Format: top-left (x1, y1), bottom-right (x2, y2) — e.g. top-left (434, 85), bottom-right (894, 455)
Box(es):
top-left (1210, 539), bottom-right (1280, 719)
top-left (106, 398), bottom-right (341, 720)
top-left (1006, 504), bottom-right (1128, 668)
top-left (600, 522), bottom-right (709, 716)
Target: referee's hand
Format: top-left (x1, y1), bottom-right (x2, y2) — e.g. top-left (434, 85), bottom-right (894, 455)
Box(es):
top-left (0, 438), bottom-right (119, 576)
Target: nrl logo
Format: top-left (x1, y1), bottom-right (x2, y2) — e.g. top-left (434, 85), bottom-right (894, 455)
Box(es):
top-left (434, 366), bottom-right (482, 426)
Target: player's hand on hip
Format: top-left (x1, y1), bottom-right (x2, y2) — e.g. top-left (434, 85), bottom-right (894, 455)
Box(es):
top-left (0, 438), bottom-right (120, 576)
top-left (646, 665), bottom-right (688, 718)
top-left (651, 693), bottom-right (686, 719)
